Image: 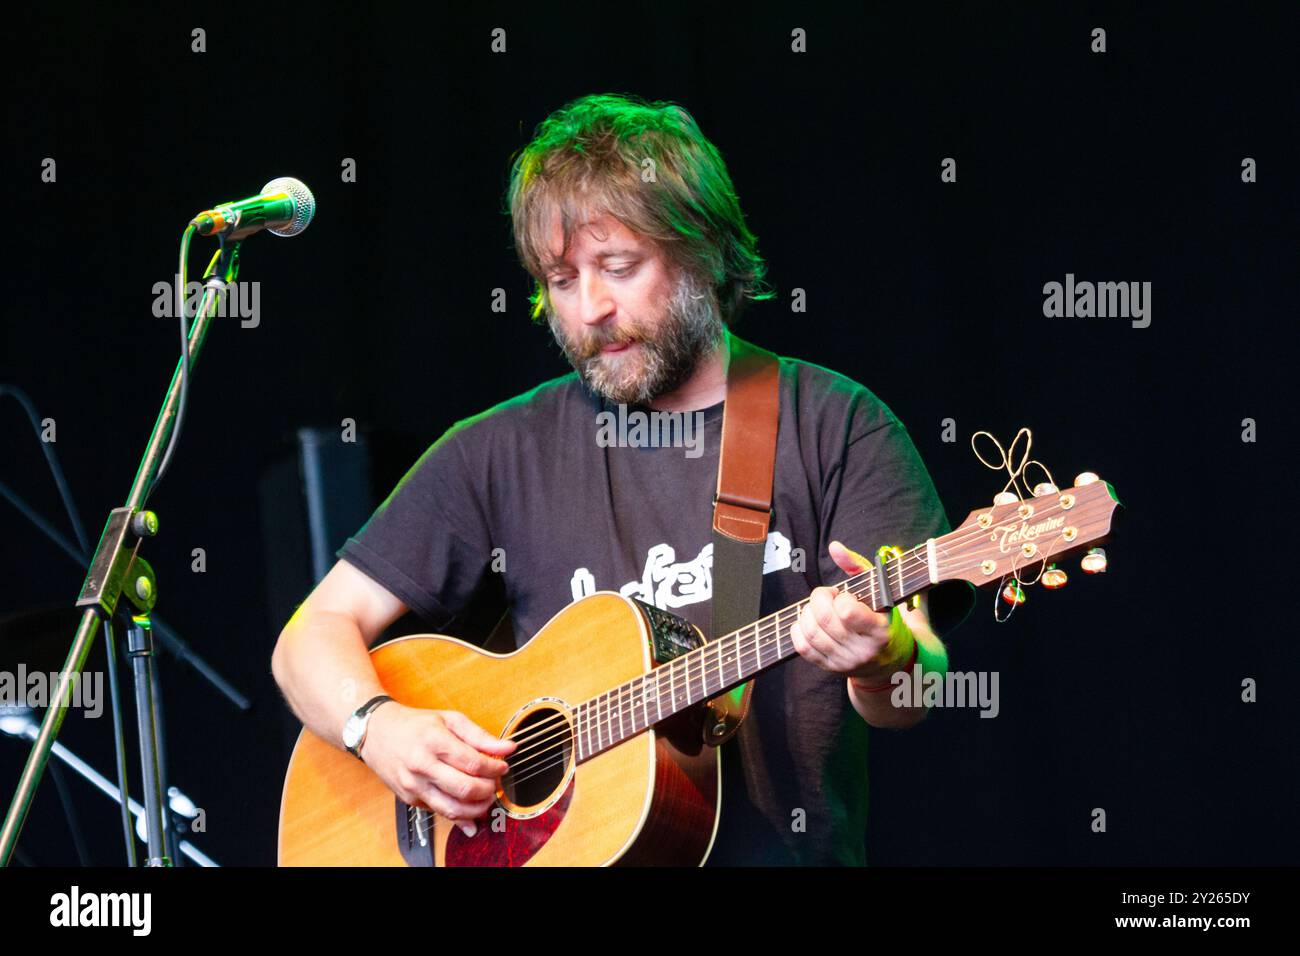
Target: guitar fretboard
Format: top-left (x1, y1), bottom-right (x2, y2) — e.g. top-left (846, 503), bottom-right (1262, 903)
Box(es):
top-left (572, 540), bottom-right (936, 762)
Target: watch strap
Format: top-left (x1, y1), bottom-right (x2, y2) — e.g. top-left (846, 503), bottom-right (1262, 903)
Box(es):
top-left (345, 694), bottom-right (394, 759)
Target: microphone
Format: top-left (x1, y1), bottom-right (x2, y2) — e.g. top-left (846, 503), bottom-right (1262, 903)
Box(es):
top-left (190, 177), bottom-right (316, 239)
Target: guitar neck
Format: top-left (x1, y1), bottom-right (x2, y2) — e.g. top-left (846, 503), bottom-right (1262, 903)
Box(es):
top-left (571, 477), bottom-right (1120, 762)
top-left (572, 540), bottom-right (936, 762)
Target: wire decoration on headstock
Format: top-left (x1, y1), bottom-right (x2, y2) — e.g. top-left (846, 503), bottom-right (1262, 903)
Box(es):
top-left (969, 427), bottom-right (1109, 621)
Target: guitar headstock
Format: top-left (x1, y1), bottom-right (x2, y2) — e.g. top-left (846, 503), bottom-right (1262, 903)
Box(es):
top-left (937, 475), bottom-right (1122, 588)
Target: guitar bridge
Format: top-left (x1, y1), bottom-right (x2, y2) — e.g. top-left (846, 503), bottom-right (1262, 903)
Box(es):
top-left (395, 801), bottom-right (434, 867)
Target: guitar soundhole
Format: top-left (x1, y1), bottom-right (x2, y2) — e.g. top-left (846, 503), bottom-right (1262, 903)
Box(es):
top-left (498, 704), bottom-right (573, 817)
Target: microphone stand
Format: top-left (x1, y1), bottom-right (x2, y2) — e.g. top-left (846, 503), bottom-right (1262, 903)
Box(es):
top-left (0, 401), bottom-right (251, 713)
top-left (0, 234), bottom-right (242, 866)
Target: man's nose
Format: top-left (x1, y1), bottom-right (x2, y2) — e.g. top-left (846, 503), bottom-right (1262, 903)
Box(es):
top-left (576, 272), bottom-right (615, 326)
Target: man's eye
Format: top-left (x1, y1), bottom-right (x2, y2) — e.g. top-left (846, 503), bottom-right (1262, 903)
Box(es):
top-left (550, 266), bottom-right (632, 289)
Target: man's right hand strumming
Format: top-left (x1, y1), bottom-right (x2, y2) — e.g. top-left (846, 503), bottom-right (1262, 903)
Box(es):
top-left (360, 704), bottom-right (515, 837)
top-left (272, 558), bottom-right (515, 838)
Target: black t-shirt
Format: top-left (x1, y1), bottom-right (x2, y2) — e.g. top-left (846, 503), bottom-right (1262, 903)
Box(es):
top-left (338, 337), bottom-right (971, 865)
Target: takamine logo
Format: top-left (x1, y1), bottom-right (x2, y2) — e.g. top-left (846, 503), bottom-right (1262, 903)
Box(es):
top-left (993, 516), bottom-right (1065, 553)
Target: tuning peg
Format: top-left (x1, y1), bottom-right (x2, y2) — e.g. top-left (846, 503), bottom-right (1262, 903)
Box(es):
top-left (993, 491), bottom-right (1018, 506)
top-left (1032, 482), bottom-right (1059, 497)
top-left (1001, 579), bottom-right (1026, 605)
top-left (1042, 564), bottom-right (1068, 588)
top-left (1073, 471), bottom-right (1099, 487)
top-left (1080, 548), bottom-right (1108, 573)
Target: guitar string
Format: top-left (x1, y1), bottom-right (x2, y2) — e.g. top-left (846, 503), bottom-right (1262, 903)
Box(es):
top-left (500, 544), bottom-right (1039, 791)
top-left (504, 594), bottom-right (819, 765)
top-left (405, 574), bottom-right (893, 824)
top-left (504, 588), bottom-right (829, 791)
top-left (411, 555), bottom-right (940, 830)
top-left (498, 492), bottom-right (1092, 762)
top-left (429, 565), bottom-right (1087, 799)
top-left (500, 541), bottom-right (1041, 790)
top-left (504, 553), bottom-right (940, 762)
top-left (502, 570), bottom-right (922, 791)
top-left (413, 495), bottom-right (1100, 792)
top-left (501, 535), bottom-right (1055, 777)
top-left (497, 503), bottom-right (1090, 775)
top-left (410, 493), bottom-right (1101, 820)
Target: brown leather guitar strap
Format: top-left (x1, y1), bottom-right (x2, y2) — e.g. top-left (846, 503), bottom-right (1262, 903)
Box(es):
top-left (704, 333), bottom-right (780, 747)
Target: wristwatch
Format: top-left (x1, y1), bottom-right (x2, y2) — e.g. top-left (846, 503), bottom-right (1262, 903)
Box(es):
top-left (342, 695), bottom-right (394, 761)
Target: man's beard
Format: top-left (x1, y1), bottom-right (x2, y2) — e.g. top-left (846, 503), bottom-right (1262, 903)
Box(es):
top-left (545, 270), bottom-right (724, 406)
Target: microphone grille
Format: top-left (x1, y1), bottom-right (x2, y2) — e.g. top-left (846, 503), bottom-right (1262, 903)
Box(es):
top-left (263, 177), bottom-right (316, 237)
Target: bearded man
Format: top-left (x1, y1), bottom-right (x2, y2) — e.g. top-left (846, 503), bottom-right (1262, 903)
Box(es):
top-left (272, 93), bottom-right (970, 865)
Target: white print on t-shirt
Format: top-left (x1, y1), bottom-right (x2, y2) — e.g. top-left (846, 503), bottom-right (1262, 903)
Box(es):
top-left (568, 531), bottom-right (793, 609)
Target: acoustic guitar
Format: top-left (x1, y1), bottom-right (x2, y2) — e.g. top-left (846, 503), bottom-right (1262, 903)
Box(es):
top-left (279, 476), bottom-right (1120, 865)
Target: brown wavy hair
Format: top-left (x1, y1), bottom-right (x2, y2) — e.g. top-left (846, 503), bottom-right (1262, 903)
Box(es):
top-left (506, 93), bottom-right (773, 325)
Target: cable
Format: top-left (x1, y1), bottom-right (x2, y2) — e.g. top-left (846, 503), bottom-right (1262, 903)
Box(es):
top-left (148, 224), bottom-right (197, 501)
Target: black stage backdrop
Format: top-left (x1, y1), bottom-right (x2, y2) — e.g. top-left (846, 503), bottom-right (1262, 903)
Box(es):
top-left (1, 2), bottom-right (1296, 867)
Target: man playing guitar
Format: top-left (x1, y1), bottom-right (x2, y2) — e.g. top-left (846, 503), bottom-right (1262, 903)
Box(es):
top-left (272, 93), bottom-right (971, 865)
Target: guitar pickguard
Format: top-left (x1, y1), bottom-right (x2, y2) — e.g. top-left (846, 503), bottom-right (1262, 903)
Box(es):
top-left (442, 776), bottom-right (575, 866)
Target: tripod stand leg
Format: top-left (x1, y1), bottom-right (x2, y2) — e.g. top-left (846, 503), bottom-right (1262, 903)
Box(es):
top-left (126, 615), bottom-right (170, 866)
top-left (103, 619), bottom-right (138, 866)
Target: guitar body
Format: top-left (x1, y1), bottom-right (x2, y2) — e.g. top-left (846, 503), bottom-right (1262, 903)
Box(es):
top-left (278, 592), bottom-right (721, 866)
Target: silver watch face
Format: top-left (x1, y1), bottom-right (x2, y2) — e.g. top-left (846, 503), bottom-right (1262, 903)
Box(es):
top-left (342, 714), bottom-right (364, 750)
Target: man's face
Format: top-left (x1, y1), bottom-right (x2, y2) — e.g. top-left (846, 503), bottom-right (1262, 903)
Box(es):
top-left (541, 214), bottom-right (722, 405)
